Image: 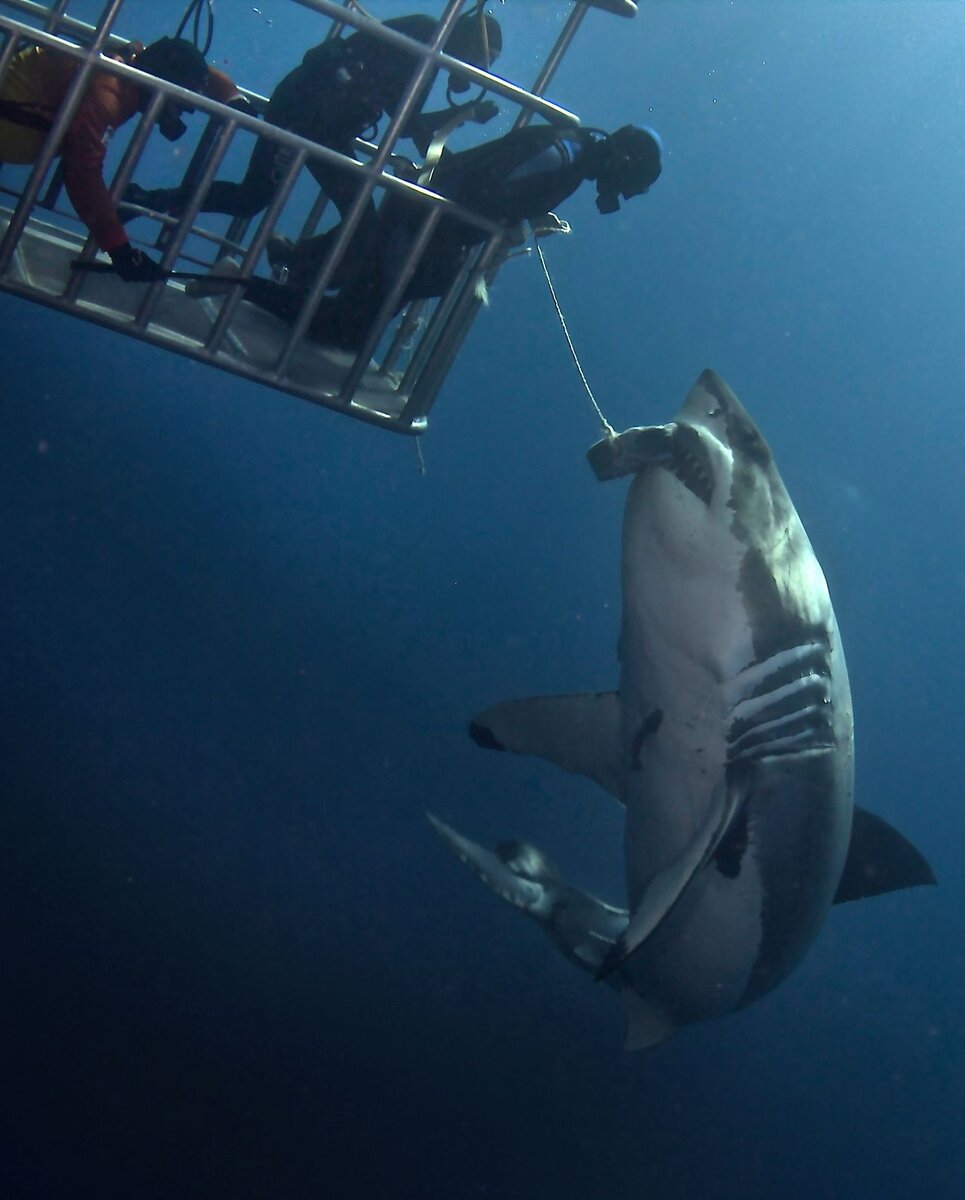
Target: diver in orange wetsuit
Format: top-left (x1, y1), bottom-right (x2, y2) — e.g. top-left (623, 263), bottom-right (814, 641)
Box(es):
top-left (0, 36), bottom-right (239, 280)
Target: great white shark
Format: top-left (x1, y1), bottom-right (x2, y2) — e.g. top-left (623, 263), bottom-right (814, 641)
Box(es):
top-left (432, 370), bottom-right (934, 1050)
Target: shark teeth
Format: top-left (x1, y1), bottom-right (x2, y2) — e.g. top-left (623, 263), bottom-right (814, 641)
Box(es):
top-left (665, 424), bottom-right (714, 503)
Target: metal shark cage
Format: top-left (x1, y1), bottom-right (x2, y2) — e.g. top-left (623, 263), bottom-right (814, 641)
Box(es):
top-left (0, 0), bottom-right (636, 434)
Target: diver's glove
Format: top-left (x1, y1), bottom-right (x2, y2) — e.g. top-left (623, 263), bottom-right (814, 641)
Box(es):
top-left (468, 98), bottom-right (499, 126)
top-left (108, 242), bottom-right (165, 282)
top-left (530, 212), bottom-right (572, 239)
top-left (408, 99), bottom-right (500, 156)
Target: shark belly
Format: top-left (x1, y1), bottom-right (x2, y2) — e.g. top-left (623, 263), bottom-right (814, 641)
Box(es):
top-left (621, 743), bottom-right (853, 1024)
top-left (617, 465), bottom-right (754, 910)
top-left (615, 454), bottom-right (856, 1021)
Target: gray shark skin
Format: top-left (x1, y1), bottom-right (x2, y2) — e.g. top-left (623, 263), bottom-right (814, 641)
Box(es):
top-left (436, 370), bottom-right (934, 1051)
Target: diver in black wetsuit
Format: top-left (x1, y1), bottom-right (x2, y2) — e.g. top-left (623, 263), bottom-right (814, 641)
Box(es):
top-left (193, 122), bottom-right (663, 351)
top-left (125, 10), bottom-right (501, 227)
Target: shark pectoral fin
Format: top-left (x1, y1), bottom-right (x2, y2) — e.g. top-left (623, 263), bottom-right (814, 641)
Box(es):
top-left (832, 805), bottom-right (937, 904)
top-left (595, 854), bottom-right (698, 981)
top-left (620, 987), bottom-right (678, 1052)
top-left (596, 784), bottom-right (744, 981)
top-left (587, 425), bottom-right (674, 482)
top-left (469, 691), bottom-right (624, 801)
top-left (427, 813), bottom-right (543, 912)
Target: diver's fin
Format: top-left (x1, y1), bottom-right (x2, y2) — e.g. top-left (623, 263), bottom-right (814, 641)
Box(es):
top-left (427, 813), bottom-right (544, 913)
top-left (620, 986), bottom-right (678, 1052)
top-left (469, 691), bottom-right (623, 801)
top-left (596, 782), bottom-right (743, 980)
top-left (832, 805), bottom-right (936, 904)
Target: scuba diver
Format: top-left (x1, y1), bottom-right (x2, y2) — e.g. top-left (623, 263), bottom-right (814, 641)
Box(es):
top-left (124, 8), bottom-right (502, 231)
top-left (0, 36), bottom-right (239, 281)
top-left (190, 121), bottom-right (663, 352)
top-left (0, 36), bottom-right (239, 279)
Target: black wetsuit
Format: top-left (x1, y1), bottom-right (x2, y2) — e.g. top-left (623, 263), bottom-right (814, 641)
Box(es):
top-left (243, 124), bottom-right (603, 349)
top-left (190, 16), bottom-right (448, 224)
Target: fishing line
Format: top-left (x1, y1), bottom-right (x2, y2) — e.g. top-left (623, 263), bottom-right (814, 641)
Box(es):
top-left (535, 241), bottom-right (614, 439)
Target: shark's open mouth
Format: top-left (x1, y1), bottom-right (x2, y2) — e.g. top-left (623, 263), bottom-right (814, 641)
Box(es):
top-left (665, 424), bottom-right (714, 504)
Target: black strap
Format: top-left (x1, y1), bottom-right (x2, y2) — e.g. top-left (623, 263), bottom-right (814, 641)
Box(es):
top-left (0, 96), bottom-right (55, 133)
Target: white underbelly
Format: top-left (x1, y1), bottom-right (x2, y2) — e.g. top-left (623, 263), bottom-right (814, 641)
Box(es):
top-left (625, 848), bottom-right (765, 1019)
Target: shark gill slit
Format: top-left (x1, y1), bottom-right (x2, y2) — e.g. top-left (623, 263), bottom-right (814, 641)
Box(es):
top-left (729, 675), bottom-right (831, 742)
top-left (728, 706), bottom-right (834, 762)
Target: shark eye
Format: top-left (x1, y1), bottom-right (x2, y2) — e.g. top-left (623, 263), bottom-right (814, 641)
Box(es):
top-left (707, 406), bottom-right (723, 418)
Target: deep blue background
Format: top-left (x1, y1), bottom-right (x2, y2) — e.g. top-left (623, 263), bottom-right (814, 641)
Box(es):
top-left (1, 3), bottom-right (961, 1197)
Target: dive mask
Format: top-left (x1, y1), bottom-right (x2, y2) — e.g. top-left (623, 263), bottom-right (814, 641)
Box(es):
top-left (158, 98), bottom-right (190, 142)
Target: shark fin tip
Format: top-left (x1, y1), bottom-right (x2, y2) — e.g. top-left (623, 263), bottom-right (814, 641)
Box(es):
top-left (469, 719), bottom-right (506, 751)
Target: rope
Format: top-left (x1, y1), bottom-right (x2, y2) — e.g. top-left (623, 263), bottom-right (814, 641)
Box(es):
top-left (535, 241), bottom-right (615, 439)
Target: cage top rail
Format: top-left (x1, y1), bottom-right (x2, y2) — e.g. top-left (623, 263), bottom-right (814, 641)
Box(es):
top-left (1, 1), bottom-right (583, 128)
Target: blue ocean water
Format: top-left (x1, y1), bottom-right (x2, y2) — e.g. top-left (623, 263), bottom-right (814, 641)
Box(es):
top-left (1, 3), bottom-right (961, 1197)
